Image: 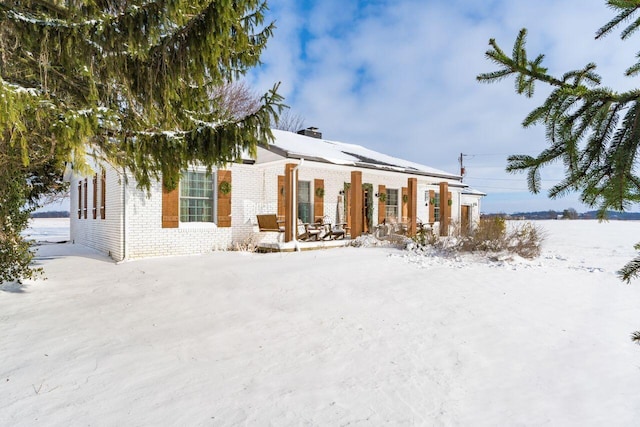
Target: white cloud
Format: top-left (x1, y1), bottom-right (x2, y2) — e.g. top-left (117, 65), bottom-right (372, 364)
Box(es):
top-left (249, 0), bottom-right (640, 213)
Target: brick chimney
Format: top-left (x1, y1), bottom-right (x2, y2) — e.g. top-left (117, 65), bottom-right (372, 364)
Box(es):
top-left (297, 127), bottom-right (322, 139)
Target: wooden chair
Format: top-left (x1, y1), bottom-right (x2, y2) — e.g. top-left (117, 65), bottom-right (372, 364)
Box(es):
top-left (297, 219), bottom-right (321, 241)
top-left (317, 215), bottom-right (347, 240)
top-left (326, 223), bottom-right (347, 240)
top-left (377, 218), bottom-right (391, 238)
top-left (257, 214), bottom-right (284, 233)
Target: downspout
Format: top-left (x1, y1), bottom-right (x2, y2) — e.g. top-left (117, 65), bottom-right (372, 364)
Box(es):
top-left (291, 159), bottom-right (304, 252)
top-left (120, 170), bottom-right (128, 262)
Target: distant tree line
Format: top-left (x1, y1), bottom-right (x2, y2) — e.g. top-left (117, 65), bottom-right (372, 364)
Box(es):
top-left (483, 210), bottom-right (640, 220)
top-left (31, 211), bottom-right (69, 218)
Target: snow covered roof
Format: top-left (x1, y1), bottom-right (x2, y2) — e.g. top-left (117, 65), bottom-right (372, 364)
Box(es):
top-left (261, 129), bottom-right (461, 180)
top-left (462, 187), bottom-right (487, 196)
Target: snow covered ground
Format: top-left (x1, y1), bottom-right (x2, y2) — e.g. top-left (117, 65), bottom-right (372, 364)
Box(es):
top-left (22, 217), bottom-right (70, 243)
top-left (2, 219), bottom-right (640, 426)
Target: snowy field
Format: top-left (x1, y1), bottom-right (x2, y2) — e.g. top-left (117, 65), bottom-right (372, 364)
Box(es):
top-left (2, 219), bottom-right (640, 426)
top-left (22, 217), bottom-right (70, 243)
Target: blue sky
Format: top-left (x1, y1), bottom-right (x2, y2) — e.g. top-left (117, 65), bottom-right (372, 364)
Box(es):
top-left (248, 0), bottom-right (640, 213)
top-left (39, 0), bottom-right (639, 214)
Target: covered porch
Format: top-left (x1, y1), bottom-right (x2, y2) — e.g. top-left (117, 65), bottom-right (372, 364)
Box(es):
top-left (257, 237), bottom-right (352, 253)
top-left (254, 162), bottom-right (457, 252)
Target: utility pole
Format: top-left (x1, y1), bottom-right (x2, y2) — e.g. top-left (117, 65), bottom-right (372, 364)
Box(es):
top-left (459, 152), bottom-right (467, 182)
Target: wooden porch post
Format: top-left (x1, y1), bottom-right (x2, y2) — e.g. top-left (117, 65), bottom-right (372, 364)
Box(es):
top-left (284, 163), bottom-right (297, 242)
top-left (350, 171), bottom-right (363, 238)
top-left (314, 178), bottom-right (324, 222)
top-left (407, 177), bottom-right (417, 236)
top-left (439, 181), bottom-right (449, 236)
top-left (377, 184), bottom-right (386, 225)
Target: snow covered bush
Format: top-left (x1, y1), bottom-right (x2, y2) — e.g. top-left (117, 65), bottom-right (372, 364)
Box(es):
top-left (413, 226), bottom-right (439, 247)
top-left (459, 217), bottom-right (507, 253)
top-left (412, 218), bottom-right (544, 260)
top-left (505, 222), bottom-right (545, 259)
top-left (232, 234), bottom-right (259, 252)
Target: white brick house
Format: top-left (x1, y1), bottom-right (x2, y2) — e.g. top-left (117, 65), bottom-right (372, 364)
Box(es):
top-left (69, 128), bottom-right (485, 259)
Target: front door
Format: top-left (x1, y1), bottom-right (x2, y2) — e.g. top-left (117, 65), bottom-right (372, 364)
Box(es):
top-left (461, 205), bottom-right (470, 235)
top-left (298, 181), bottom-right (312, 223)
top-left (363, 187), bottom-right (371, 233)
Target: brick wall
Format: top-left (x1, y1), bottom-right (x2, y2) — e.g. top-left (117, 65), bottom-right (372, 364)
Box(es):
top-left (124, 171), bottom-right (231, 258)
top-left (293, 162), bottom-right (469, 228)
top-left (71, 158), bottom-right (483, 259)
top-left (69, 165), bottom-right (124, 260)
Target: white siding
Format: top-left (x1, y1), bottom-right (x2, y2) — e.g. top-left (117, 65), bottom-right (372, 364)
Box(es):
top-left (69, 166), bottom-right (124, 260)
top-left (71, 158), bottom-right (484, 259)
top-left (293, 161), bottom-right (470, 227)
top-left (124, 163), bottom-right (276, 258)
top-left (124, 172), bottom-right (230, 258)
top-left (461, 194), bottom-right (482, 224)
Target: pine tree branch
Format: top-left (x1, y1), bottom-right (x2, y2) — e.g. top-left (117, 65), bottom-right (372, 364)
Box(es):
top-left (618, 244), bottom-right (640, 283)
top-left (595, 2), bottom-right (638, 39)
top-left (479, 26), bottom-right (640, 211)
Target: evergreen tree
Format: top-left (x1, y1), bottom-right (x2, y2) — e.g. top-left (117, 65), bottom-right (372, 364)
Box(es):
top-left (0, 1), bottom-right (283, 283)
top-left (477, 0), bottom-right (640, 288)
top-left (562, 208), bottom-right (578, 220)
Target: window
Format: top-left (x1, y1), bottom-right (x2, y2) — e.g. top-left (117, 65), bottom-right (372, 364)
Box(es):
top-left (180, 171), bottom-right (215, 222)
top-left (298, 180), bottom-right (312, 223)
top-left (434, 192), bottom-right (440, 222)
top-left (385, 188), bottom-right (399, 221)
top-left (83, 178), bottom-right (88, 219)
top-left (92, 174), bottom-right (98, 219)
top-left (77, 181), bottom-right (82, 219)
top-left (100, 169), bottom-right (106, 219)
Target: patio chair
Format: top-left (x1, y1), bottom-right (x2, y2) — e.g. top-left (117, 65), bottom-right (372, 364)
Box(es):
top-left (326, 223), bottom-right (347, 240)
top-left (256, 214), bottom-right (284, 233)
top-left (297, 219), bottom-right (322, 241)
top-left (318, 216), bottom-right (347, 240)
top-left (377, 217), bottom-right (396, 237)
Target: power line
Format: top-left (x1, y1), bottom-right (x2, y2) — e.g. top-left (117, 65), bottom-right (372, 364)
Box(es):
top-left (464, 152), bottom-right (542, 157)
top-left (474, 185), bottom-right (555, 191)
top-left (474, 185), bottom-right (529, 191)
top-left (466, 176), bottom-right (562, 182)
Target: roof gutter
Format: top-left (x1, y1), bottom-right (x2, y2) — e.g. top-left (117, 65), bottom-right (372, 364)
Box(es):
top-left (283, 153), bottom-right (462, 181)
top-left (117, 169), bottom-right (128, 263)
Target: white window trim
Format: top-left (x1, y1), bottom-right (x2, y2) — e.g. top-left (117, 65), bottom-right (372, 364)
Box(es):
top-left (178, 169), bottom-right (218, 225)
top-left (179, 222), bottom-right (218, 229)
top-left (385, 188), bottom-right (399, 221)
top-left (297, 180), bottom-right (313, 223)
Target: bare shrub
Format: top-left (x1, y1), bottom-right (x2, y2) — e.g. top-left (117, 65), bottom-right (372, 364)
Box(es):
top-left (383, 233), bottom-right (413, 247)
top-left (413, 226), bottom-right (439, 246)
top-left (412, 218), bottom-right (544, 260)
top-left (459, 217), bottom-right (507, 253)
top-left (232, 233), bottom-right (259, 252)
top-left (505, 222), bottom-right (545, 259)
